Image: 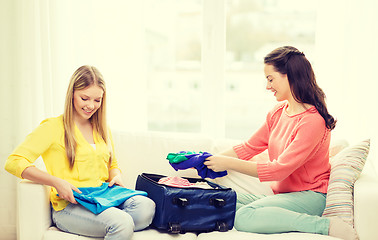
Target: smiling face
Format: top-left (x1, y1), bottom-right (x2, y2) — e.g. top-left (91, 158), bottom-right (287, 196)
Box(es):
top-left (264, 64), bottom-right (291, 102)
top-left (73, 84), bottom-right (104, 122)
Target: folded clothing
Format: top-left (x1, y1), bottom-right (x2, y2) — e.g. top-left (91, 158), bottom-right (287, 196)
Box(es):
top-left (158, 176), bottom-right (193, 187)
top-left (167, 151), bottom-right (227, 179)
top-left (158, 176), bottom-right (214, 189)
top-left (70, 183), bottom-right (147, 214)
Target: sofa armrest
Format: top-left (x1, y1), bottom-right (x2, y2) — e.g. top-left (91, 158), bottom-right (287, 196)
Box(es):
top-left (17, 180), bottom-right (52, 240)
top-left (354, 173), bottom-right (378, 240)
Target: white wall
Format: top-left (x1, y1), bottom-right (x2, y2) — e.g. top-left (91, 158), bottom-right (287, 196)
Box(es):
top-left (315, 0), bottom-right (378, 174)
top-left (0, 1), bottom-right (18, 239)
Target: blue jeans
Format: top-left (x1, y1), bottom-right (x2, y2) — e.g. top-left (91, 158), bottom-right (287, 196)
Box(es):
top-left (235, 191), bottom-right (330, 235)
top-left (52, 195), bottom-right (155, 240)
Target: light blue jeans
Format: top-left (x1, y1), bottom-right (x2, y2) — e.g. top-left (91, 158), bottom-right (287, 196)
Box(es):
top-left (235, 191), bottom-right (330, 235)
top-left (52, 195), bottom-right (155, 240)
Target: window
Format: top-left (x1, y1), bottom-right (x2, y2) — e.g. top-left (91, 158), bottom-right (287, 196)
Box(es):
top-left (145, 0), bottom-right (203, 133)
top-left (144, 0), bottom-right (318, 139)
top-left (225, 0), bottom-right (318, 139)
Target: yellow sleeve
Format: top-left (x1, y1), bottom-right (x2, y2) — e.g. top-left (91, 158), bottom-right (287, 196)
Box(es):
top-left (107, 129), bottom-right (120, 171)
top-left (4, 117), bottom-right (60, 179)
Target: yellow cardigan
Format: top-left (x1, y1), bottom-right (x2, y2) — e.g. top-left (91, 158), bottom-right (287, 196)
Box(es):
top-left (5, 115), bottom-right (120, 211)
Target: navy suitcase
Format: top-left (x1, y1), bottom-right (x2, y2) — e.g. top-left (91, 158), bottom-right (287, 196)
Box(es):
top-left (135, 173), bottom-right (236, 233)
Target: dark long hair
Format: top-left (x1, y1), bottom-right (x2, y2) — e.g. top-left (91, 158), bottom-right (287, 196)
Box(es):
top-left (264, 46), bottom-right (336, 130)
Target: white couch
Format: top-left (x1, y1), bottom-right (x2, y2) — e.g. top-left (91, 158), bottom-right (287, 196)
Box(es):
top-left (17, 130), bottom-right (378, 240)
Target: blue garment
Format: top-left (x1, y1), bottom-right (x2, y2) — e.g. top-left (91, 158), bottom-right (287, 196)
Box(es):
top-left (71, 183), bottom-right (147, 214)
top-left (167, 151), bottom-right (227, 179)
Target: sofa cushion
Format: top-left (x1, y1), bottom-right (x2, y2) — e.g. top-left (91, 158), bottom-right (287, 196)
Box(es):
top-left (322, 139), bottom-right (370, 226)
top-left (44, 227), bottom-right (197, 240)
top-left (196, 229), bottom-right (340, 239)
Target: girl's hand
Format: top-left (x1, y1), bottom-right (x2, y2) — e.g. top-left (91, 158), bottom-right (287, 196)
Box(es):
top-left (108, 174), bottom-right (126, 188)
top-left (204, 155), bottom-right (230, 172)
top-left (53, 178), bottom-right (81, 204)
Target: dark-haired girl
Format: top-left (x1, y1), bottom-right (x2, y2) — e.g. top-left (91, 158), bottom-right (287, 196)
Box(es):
top-left (204, 46), bottom-right (357, 239)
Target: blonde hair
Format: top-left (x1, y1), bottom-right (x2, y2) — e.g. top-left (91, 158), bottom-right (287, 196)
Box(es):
top-left (63, 65), bottom-right (112, 168)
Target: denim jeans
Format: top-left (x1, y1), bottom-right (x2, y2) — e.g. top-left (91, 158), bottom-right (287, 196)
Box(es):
top-left (52, 195), bottom-right (155, 240)
top-left (234, 191), bottom-right (330, 235)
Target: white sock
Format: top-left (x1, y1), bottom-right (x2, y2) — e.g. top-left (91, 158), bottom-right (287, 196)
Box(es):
top-left (328, 217), bottom-right (359, 240)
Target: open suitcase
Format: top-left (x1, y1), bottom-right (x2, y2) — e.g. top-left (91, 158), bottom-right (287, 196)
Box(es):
top-left (135, 173), bottom-right (236, 233)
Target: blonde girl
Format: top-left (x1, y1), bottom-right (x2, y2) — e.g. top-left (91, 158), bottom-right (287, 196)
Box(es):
top-left (5, 65), bottom-right (155, 240)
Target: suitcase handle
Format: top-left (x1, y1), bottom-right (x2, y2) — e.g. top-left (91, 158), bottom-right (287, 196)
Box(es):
top-left (172, 197), bottom-right (189, 207)
top-left (209, 198), bottom-right (226, 208)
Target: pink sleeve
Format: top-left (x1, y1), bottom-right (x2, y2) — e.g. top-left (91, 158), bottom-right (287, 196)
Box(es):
top-left (232, 103), bottom-right (284, 160)
top-left (233, 121), bottom-right (269, 160)
top-left (257, 115), bottom-right (328, 182)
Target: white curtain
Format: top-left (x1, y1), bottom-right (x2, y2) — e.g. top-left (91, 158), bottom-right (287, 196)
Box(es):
top-left (0, 0), bottom-right (51, 144)
top-left (315, 0), bottom-right (378, 171)
top-left (1, 2), bottom-right (146, 237)
top-left (201, 0), bottom-right (226, 138)
top-left (2, 0), bottom-right (148, 136)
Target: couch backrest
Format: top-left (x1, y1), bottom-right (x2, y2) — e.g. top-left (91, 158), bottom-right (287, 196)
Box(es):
top-left (111, 130), bottom-right (274, 195)
top-left (112, 130), bottom-right (225, 188)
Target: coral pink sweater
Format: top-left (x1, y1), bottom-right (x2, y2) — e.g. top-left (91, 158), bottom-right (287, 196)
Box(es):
top-left (233, 102), bottom-right (331, 194)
